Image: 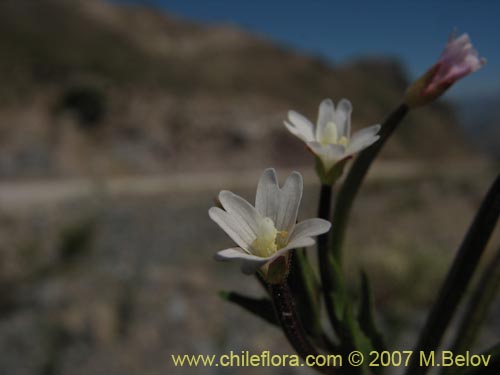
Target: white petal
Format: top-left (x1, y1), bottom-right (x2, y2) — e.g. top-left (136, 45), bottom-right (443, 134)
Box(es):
top-left (287, 111), bottom-right (315, 142)
top-left (215, 247), bottom-right (260, 261)
top-left (346, 135), bottom-right (380, 157)
top-left (346, 124), bottom-right (381, 156)
top-left (284, 121), bottom-right (310, 143)
top-left (214, 235), bottom-right (317, 275)
top-left (218, 191), bottom-right (261, 239)
top-left (281, 236), bottom-right (316, 251)
top-left (276, 172), bottom-right (303, 233)
top-left (289, 218), bottom-right (331, 243)
top-left (215, 247), bottom-right (269, 275)
top-left (334, 99), bottom-right (352, 139)
top-left (307, 142), bottom-right (344, 158)
top-left (316, 98), bottom-right (335, 141)
top-left (255, 168), bottom-right (279, 220)
top-left (307, 141), bottom-right (346, 171)
top-left (209, 207), bottom-right (254, 250)
top-left (240, 258), bottom-right (273, 275)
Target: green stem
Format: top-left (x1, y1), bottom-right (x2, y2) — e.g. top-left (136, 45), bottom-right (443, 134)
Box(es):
top-left (331, 104), bottom-right (409, 265)
top-left (406, 173), bottom-right (500, 375)
top-left (449, 247), bottom-right (500, 357)
top-left (317, 184), bottom-right (341, 332)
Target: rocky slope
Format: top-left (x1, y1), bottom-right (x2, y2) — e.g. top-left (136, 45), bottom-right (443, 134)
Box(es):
top-left (0, 0), bottom-right (471, 179)
top-left (454, 92), bottom-right (500, 161)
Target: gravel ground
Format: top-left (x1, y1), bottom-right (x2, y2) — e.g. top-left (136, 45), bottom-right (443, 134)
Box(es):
top-left (0, 163), bottom-right (498, 375)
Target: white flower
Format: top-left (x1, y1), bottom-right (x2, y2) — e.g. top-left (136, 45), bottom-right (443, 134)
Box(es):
top-left (285, 98), bottom-right (381, 172)
top-left (209, 168), bottom-right (331, 275)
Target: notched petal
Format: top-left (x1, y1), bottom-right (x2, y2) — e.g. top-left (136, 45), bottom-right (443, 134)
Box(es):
top-left (287, 110), bottom-right (315, 142)
top-left (255, 168), bottom-right (279, 220)
top-left (218, 190), bottom-right (261, 235)
top-left (335, 98), bottom-right (353, 138)
top-left (317, 98), bottom-right (335, 139)
top-left (209, 207), bottom-right (254, 249)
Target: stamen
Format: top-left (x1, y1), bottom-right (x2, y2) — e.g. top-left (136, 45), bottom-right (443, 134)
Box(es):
top-left (338, 136), bottom-right (349, 146)
top-left (320, 121), bottom-right (338, 145)
top-left (320, 122), bottom-right (350, 148)
top-left (275, 230), bottom-right (288, 249)
top-left (251, 217), bottom-right (278, 257)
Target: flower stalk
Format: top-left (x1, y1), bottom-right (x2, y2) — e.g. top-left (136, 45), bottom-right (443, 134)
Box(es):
top-left (269, 280), bottom-right (318, 357)
top-left (269, 252), bottom-right (338, 373)
top-left (330, 103), bottom-right (409, 265)
top-left (317, 183), bottom-right (345, 337)
top-left (269, 277), bottom-right (337, 374)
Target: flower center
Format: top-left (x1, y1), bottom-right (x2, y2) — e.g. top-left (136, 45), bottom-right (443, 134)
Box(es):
top-left (251, 217), bottom-right (288, 257)
top-left (320, 121), bottom-right (349, 146)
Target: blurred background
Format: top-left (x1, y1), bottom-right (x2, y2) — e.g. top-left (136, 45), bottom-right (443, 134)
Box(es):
top-left (0, 0), bottom-right (498, 374)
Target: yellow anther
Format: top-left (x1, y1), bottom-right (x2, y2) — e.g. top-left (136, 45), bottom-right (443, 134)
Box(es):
top-left (275, 230), bottom-right (288, 249)
top-left (338, 136), bottom-right (349, 146)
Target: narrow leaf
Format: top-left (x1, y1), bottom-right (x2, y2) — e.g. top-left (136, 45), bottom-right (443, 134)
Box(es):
top-left (358, 271), bottom-right (387, 354)
top-left (218, 291), bottom-right (278, 326)
top-left (448, 247), bottom-right (500, 359)
top-left (406, 173), bottom-right (500, 375)
top-left (288, 250), bottom-right (323, 339)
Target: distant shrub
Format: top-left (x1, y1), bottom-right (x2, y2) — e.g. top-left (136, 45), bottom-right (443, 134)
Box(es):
top-left (58, 85), bottom-right (106, 128)
top-left (57, 217), bottom-right (95, 266)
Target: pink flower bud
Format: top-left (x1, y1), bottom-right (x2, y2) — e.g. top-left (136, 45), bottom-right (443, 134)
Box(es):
top-left (405, 32), bottom-right (486, 108)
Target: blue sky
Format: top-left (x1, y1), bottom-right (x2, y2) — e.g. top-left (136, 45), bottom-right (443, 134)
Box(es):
top-left (112, 0), bottom-right (499, 99)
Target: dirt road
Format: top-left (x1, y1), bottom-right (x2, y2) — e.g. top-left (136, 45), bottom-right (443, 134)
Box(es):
top-left (0, 160), bottom-right (488, 212)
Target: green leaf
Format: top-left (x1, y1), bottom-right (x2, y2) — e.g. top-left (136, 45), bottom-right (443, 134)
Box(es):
top-left (218, 291), bottom-right (278, 326)
top-left (57, 218), bottom-right (95, 266)
top-left (444, 248), bottom-right (500, 374)
top-left (406, 174), bottom-right (500, 375)
top-left (358, 271), bottom-right (387, 353)
top-left (288, 250), bottom-right (323, 339)
top-left (342, 304), bottom-right (374, 375)
top-left (329, 258), bottom-right (348, 325)
top-left (330, 104), bottom-right (409, 265)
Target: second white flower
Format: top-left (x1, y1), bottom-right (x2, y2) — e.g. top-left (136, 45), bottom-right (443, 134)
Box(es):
top-left (285, 98), bottom-right (381, 172)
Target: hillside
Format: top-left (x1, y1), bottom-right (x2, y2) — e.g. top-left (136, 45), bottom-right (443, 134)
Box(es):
top-left (0, 0), bottom-right (471, 179)
top-left (453, 93), bottom-right (500, 161)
